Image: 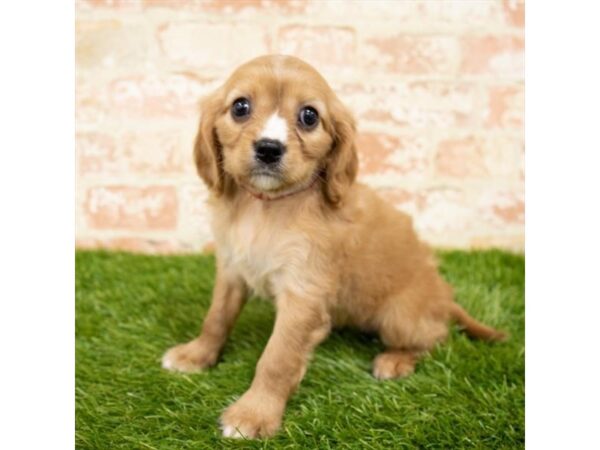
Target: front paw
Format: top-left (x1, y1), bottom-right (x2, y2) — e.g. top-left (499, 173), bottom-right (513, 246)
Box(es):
top-left (220, 392), bottom-right (284, 439)
top-left (161, 339), bottom-right (217, 373)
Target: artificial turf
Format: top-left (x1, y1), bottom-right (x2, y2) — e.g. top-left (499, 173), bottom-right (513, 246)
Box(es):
top-left (76, 249), bottom-right (524, 449)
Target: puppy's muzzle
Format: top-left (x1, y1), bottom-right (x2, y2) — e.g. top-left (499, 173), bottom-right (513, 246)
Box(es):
top-left (254, 138), bottom-right (285, 165)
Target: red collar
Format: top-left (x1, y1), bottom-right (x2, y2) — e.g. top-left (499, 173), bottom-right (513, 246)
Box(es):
top-left (242, 176), bottom-right (319, 201)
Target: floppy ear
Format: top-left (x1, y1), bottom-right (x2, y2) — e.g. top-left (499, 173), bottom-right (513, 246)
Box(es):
top-left (193, 90), bottom-right (225, 195)
top-left (322, 98), bottom-right (359, 206)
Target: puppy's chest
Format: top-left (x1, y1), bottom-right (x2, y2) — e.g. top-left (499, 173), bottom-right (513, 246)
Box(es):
top-left (215, 207), bottom-right (306, 298)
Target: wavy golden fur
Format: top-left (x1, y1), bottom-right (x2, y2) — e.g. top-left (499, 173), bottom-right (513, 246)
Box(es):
top-left (162, 55), bottom-right (506, 439)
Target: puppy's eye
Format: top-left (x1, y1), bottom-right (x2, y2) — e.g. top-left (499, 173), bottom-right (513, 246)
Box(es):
top-left (298, 106), bottom-right (319, 130)
top-left (231, 97), bottom-right (251, 121)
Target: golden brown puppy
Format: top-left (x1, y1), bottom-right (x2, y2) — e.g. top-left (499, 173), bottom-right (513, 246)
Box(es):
top-left (162, 55), bottom-right (505, 439)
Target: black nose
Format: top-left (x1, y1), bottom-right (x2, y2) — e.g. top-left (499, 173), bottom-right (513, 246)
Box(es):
top-left (254, 138), bottom-right (285, 165)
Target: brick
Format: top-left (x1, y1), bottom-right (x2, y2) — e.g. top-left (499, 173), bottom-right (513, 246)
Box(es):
top-left (143, 0), bottom-right (201, 8)
top-left (434, 135), bottom-right (522, 180)
top-left (143, 0), bottom-right (307, 13)
top-left (503, 0), bottom-right (525, 28)
top-left (376, 186), bottom-right (476, 235)
top-left (316, 2), bottom-right (522, 30)
top-left (377, 188), bottom-right (425, 218)
top-left (412, 1), bottom-right (525, 30)
top-left (356, 132), bottom-right (429, 179)
top-left (339, 81), bottom-right (483, 129)
top-left (77, 131), bottom-right (187, 175)
top-left (476, 187), bottom-right (524, 227)
top-left (275, 25), bottom-right (356, 69)
top-left (76, 77), bottom-right (108, 126)
top-left (518, 142), bottom-right (525, 181)
top-left (77, 132), bottom-right (115, 173)
top-left (435, 136), bottom-right (486, 178)
top-left (369, 185), bottom-right (524, 248)
top-left (364, 35), bottom-right (460, 75)
top-left (157, 23), bottom-right (269, 70)
top-left (470, 233), bottom-right (524, 250)
top-left (304, 1), bottom-right (413, 21)
top-left (178, 182), bottom-right (213, 250)
top-left (413, 1), bottom-right (506, 27)
top-left (76, 237), bottom-right (182, 254)
top-left (305, 1), bottom-right (516, 29)
top-left (77, 0), bottom-right (143, 10)
top-left (200, 0), bottom-right (307, 13)
top-left (84, 186), bottom-right (178, 230)
top-left (460, 36), bottom-right (524, 77)
top-left (484, 84), bottom-right (524, 128)
top-left (76, 20), bottom-right (152, 70)
top-left (396, 81), bottom-right (484, 128)
top-left (108, 73), bottom-right (219, 118)
top-left (415, 187), bottom-right (476, 234)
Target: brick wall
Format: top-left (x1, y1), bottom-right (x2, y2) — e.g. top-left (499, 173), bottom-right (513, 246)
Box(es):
top-left (75, 0), bottom-right (525, 253)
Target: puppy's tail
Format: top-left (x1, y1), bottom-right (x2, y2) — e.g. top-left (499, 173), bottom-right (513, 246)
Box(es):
top-left (449, 303), bottom-right (507, 342)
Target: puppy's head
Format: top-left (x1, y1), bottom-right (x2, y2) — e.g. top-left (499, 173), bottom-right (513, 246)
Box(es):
top-left (194, 55), bottom-right (358, 205)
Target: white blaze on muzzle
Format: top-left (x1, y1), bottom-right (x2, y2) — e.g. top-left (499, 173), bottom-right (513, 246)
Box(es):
top-left (260, 113), bottom-right (288, 144)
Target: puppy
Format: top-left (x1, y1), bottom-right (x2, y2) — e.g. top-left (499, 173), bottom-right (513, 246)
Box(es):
top-left (162, 55), bottom-right (505, 439)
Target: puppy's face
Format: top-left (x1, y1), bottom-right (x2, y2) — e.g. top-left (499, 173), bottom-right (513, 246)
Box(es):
top-left (195, 55), bottom-right (358, 204)
top-left (216, 59), bottom-right (334, 194)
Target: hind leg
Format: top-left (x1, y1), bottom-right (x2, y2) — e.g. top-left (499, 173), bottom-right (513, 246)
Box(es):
top-left (372, 320), bottom-right (447, 380)
top-left (373, 349), bottom-right (421, 380)
top-left (372, 289), bottom-right (451, 380)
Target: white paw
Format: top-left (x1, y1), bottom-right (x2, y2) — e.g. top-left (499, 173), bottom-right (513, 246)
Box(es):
top-left (160, 341), bottom-right (217, 373)
top-left (221, 424), bottom-right (246, 439)
top-left (161, 353), bottom-right (174, 370)
top-left (219, 393), bottom-right (283, 439)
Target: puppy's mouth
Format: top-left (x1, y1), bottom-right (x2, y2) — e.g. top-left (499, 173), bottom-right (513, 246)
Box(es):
top-left (244, 166), bottom-right (320, 201)
top-left (249, 168), bottom-right (285, 192)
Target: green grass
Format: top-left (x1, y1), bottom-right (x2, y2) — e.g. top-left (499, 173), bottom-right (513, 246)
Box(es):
top-left (76, 249), bottom-right (524, 449)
